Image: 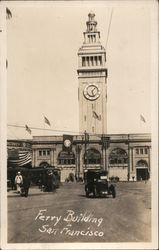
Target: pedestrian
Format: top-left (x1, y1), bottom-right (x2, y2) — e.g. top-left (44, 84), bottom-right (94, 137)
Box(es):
top-left (22, 172), bottom-right (31, 197)
top-left (15, 171), bottom-right (23, 194)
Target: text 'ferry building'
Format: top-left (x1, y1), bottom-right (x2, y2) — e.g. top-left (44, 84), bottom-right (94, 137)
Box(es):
top-left (7, 13), bottom-right (151, 182)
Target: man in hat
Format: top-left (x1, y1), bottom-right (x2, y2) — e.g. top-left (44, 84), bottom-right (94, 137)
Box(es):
top-left (15, 171), bottom-right (23, 194)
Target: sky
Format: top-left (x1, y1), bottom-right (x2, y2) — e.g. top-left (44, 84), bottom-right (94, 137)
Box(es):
top-left (5, 0), bottom-right (156, 139)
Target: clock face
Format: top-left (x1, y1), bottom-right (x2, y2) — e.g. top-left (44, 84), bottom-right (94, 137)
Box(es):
top-left (83, 83), bottom-right (100, 100)
top-left (64, 139), bottom-right (71, 148)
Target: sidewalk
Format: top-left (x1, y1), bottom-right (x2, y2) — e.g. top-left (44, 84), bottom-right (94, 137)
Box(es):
top-left (7, 186), bottom-right (54, 197)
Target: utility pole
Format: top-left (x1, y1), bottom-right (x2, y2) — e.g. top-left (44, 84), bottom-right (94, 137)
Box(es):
top-left (101, 136), bottom-right (110, 173)
top-left (84, 130), bottom-right (89, 175)
top-left (128, 134), bottom-right (130, 181)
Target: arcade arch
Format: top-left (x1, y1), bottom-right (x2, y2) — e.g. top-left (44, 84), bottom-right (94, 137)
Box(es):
top-left (109, 148), bottom-right (128, 165)
top-left (136, 160), bottom-right (149, 181)
top-left (57, 151), bottom-right (75, 165)
top-left (84, 148), bottom-right (101, 165)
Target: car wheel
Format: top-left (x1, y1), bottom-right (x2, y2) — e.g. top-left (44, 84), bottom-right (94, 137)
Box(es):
top-left (86, 191), bottom-right (89, 197)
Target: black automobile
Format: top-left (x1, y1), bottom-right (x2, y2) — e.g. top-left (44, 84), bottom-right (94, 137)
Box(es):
top-left (84, 170), bottom-right (116, 198)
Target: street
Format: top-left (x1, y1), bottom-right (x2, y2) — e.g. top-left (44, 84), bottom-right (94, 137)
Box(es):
top-left (8, 181), bottom-right (151, 243)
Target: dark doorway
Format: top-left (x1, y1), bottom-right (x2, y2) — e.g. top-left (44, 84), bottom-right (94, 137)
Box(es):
top-left (136, 168), bottom-right (149, 181)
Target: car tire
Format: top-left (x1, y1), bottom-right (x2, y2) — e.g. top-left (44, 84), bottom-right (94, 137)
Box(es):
top-left (112, 189), bottom-right (116, 198)
top-left (86, 191), bottom-right (89, 197)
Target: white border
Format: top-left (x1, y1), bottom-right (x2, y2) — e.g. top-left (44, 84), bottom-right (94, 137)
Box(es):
top-left (1, 1), bottom-right (158, 249)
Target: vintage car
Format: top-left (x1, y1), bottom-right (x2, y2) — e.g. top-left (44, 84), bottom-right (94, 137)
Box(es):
top-left (84, 170), bottom-right (116, 198)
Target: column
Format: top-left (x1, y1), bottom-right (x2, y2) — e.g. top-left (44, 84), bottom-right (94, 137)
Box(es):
top-left (34, 149), bottom-right (38, 167)
top-left (80, 146), bottom-right (84, 178)
top-left (50, 149), bottom-right (54, 166)
top-left (77, 145), bottom-right (81, 180)
top-left (75, 145), bottom-right (78, 178)
top-left (105, 147), bottom-right (109, 173)
top-left (79, 56), bottom-right (82, 67)
top-left (101, 145), bottom-right (104, 170)
top-left (53, 148), bottom-right (57, 168)
top-left (32, 149), bottom-right (35, 168)
top-left (97, 56), bottom-right (100, 66)
top-left (148, 146), bottom-right (151, 179)
top-left (129, 147), bottom-right (134, 181)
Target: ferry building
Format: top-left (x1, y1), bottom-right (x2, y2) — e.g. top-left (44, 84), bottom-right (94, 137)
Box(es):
top-left (7, 13), bottom-right (151, 182)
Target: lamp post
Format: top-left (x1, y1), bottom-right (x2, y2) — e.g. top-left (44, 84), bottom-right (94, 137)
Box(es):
top-left (84, 130), bottom-right (89, 180)
top-left (76, 144), bottom-right (81, 181)
top-left (101, 136), bottom-right (110, 173)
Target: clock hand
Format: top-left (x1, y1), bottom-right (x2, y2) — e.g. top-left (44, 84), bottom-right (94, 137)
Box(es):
top-left (91, 87), bottom-right (96, 95)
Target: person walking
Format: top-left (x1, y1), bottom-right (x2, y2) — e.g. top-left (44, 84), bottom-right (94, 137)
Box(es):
top-left (22, 172), bottom-right (31, 197)
top-left (15, 171), bottom-right (23, 194)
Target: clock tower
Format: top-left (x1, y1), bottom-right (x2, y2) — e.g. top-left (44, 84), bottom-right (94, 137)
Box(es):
top-left (77, 12), bottom-right (107, 134)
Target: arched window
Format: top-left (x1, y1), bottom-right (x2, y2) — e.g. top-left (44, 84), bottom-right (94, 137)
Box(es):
top-left (58, 151), bottom-right (75, 165)
top-left (84, 148), bottom-right (101, 165)
top-left (136, 160), bottom-right (148, 168)
top-left (39, 161), bottom-right (49, 168)
top-left (109, 148), bottom-right (128, 164)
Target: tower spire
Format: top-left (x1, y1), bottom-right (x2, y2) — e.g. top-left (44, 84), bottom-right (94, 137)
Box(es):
top-left (86, 11), bottom-right (97, 32)
top-left (83, 12), bottom-right (100, 45)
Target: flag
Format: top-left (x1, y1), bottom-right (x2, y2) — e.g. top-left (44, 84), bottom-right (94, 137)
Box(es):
top-left (44, 116), bottom-right (51, 126)
top-left (8, 150), bottom-right (32, 167)
top-left (25, 125), bottom-right (31, 134)
top-left (6, 7), bottom-right (12, 19)
top-left (140, 114), bottom-right (146, 123)
top-left (92, 111), bottom-right (101, 120)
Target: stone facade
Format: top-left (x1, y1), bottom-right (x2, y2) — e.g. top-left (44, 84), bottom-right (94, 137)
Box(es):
top-left (31, 133), bottom-right (151, 182)
top-left (78, 12), bottom-right (107, 134)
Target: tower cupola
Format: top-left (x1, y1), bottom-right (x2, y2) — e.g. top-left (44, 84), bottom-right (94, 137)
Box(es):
top-left (83, 12), bottom-right (100, 44)
top-left (86, 12), bottom-right (97, 32)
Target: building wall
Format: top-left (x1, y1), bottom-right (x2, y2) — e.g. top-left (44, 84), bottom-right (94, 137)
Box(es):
top-left (31, 133), bottom-right (151, 182)
top-left (7, 134), bottom-right (151, 182)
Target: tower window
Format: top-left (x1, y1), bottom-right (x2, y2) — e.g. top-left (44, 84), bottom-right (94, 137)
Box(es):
top-left (92, 127), bottom-right (94, 133)
top-left (95, 56), bottom-right (97, 66)
top-left (86, 57), bottom-right (89, 66)
top-left (145, 148), bottom-right (148, 154)
top-left (84, 115), bottom-right (86, 121)
top-left (90, 56), bottom-right (93, 66)
top-left (82, 57), bottom-right (86, 66)
top-left (99, 56), bottom-right (102, 65)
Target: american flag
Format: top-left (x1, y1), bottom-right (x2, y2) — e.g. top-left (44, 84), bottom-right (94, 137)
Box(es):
top-left (8, 150), bottom-right (32, 167)
top-left (44, 116), bottom-right (51, 126)
top-left (92, 111), bottom-right (101, 120)
top-left (25, 125), bottom-right (32, 134)
top-left (140, 114), bottom-right (146, 123)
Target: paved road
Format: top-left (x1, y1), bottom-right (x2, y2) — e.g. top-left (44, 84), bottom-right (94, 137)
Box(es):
top-left (8, 181), bottom-right (151, 243)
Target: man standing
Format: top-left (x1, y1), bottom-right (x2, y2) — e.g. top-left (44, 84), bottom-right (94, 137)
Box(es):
top-left (22, 172), bottom-right (31, 197)
top-left (15, 171), bottom-right (23, 194)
